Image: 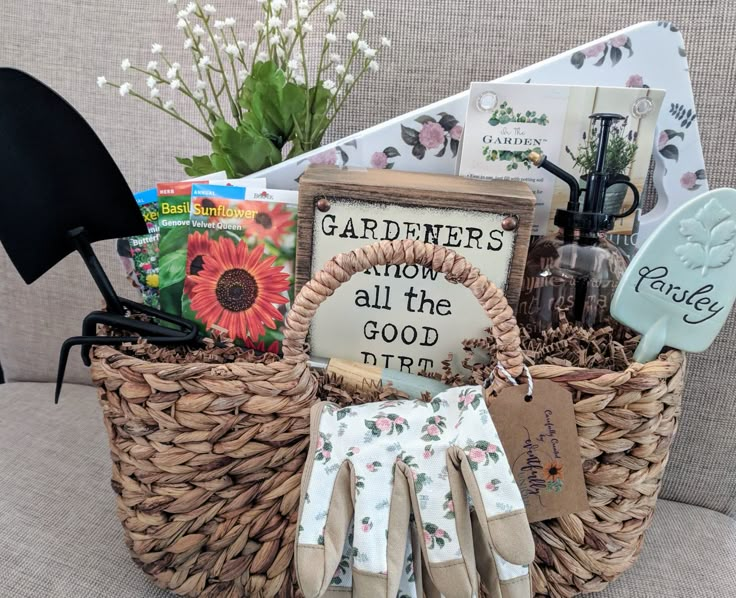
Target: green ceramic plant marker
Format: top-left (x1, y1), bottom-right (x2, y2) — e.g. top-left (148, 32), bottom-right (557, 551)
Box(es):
top-left (612, 188), bottom-right (736, 362)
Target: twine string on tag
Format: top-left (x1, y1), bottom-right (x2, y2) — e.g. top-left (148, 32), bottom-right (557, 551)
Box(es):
top-left (485, 363), bottom-right (534, 399)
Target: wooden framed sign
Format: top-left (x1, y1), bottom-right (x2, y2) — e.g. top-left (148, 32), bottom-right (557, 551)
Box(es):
top-left (297, 166), bottom-right (535, 374)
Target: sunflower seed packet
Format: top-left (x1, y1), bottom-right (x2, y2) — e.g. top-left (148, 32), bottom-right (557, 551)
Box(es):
top-left (157, 177), bottom-right (265, 318)
top-left (185, 184), bottom-right (297, 353)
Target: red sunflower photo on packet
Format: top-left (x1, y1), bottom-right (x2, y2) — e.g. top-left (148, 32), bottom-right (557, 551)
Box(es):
top-left (184, 184), bottom-right (297, 352)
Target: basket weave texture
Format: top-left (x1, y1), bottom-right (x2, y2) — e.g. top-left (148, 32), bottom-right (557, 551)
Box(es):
top-left (90, 239), bottom-right (684, 597)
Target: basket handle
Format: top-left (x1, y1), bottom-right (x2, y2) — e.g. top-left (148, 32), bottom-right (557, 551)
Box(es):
top-left (282, 239), bottom-right (524, 384)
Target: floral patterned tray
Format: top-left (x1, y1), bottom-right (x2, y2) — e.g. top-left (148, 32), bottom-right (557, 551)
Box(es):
top-left (256, 21), bottom-right (706, 245)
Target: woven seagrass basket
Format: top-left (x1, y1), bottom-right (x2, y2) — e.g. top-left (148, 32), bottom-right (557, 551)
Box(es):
top-left (90, 239), bottom-right (684, 597)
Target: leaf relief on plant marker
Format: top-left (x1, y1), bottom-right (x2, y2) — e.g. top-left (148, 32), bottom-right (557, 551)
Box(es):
top-left (675, 198), bottom-right (736, 275)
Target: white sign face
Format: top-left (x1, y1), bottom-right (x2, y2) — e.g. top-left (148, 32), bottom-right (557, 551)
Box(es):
top-left (308, 198), bottom-right (518, 374)
top-left (612, 188), bottom-right (736, 362)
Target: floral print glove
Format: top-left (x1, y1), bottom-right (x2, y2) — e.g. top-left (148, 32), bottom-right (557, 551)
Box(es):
top-left (295, 387), bottom-right (535, 598)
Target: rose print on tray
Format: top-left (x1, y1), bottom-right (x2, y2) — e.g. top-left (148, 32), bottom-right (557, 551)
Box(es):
top-left (370, 146), bottom-right (400, 169)
top-left (675, 197), bottom-right (736, 275)
top-left (401, 112), bottom-right (462, 159)
top-left (658, 129), bottom-right (684, 162)
top-left (625, 74), bottom-right (649, 88)
top-left (570, 34), bottom-right (633, 69)
top-left (680, 169), bottom-right (707, 191)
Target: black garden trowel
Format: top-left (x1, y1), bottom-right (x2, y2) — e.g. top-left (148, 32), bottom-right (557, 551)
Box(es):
top-left (0, 68), bottom-right (198, 402)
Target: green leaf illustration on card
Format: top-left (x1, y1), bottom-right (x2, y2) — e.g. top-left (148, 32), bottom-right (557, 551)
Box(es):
top-left (159, 248), bottom-right (187, 285)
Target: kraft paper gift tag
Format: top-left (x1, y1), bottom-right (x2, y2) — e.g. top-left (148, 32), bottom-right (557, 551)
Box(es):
top-left (489, 379), bottom-right (588, 523)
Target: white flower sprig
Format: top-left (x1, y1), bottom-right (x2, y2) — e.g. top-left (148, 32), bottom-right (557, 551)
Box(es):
top-left (98, 0), bottom-right (392, 168)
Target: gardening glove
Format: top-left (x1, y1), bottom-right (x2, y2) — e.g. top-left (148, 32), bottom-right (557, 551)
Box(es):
top-left (295, 388), bottom-right (535, 598)
top-left (325, 524), bottom-right (420, 597)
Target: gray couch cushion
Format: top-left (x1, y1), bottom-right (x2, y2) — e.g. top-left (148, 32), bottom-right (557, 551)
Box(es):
top-left (1, 381), bottom-right (734, 597)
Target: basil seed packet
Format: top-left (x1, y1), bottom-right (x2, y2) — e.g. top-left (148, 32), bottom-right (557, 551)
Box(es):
top-left (185, 184), bottom-right (297, 353)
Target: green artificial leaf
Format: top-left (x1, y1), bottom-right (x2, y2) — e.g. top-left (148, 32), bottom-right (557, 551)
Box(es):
top-left (176, 154), bottom-right (218, 177)
top-left (239, 61), bottom-right (298, 147)
top-left (383, 146), bottom-right (400, 158)
top-left (211, 119), bottom-right (282, 177)
top-left (570, 51), bottom-right (585, 69)
top-left (301, 84), bottom-right (333, 147)
top-left (415, 115), bottom-right (437, 124)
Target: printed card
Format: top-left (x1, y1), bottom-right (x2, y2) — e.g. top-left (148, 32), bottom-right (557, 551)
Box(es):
top-left (459, 83), bottom-right (665, 236)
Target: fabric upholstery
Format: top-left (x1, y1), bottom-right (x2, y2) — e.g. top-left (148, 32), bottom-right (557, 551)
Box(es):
top-left (0, 1), bottom-right (734, 516)
top-left (1, 381), bottom-right (734, 597)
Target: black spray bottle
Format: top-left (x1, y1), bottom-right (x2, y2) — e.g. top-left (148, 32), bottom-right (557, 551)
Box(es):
top-left (517, 113), bottom-right (640, 335)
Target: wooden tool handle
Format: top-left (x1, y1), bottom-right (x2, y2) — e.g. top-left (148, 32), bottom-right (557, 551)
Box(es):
top-left (283, 239), bottom-right (524, 389)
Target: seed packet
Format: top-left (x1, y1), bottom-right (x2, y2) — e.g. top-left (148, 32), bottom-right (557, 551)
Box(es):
top-left (184, 184), bottom-right (297, 352)
top-left (129, 188), bottom-right (160, 307)
top-left (118, 172), bottom-right (229, 306)
top-left (157, 177), bottom-right (266, 318)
